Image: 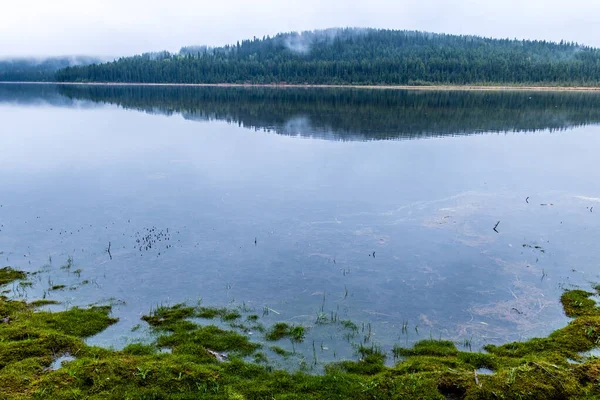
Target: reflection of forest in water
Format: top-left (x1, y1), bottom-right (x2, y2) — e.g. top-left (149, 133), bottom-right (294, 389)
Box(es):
top-left (4, 83), bottom-right (600, 140)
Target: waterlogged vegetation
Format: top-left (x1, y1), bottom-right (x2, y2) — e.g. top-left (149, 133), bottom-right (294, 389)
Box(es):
top-left (0, 267), bottom-right (26, 286)
top-left (3, 267), bottom-right (600, 398)
top-left (265, 322), bottom-right (306, 342)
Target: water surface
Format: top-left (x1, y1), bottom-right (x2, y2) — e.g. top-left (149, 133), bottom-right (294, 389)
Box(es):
top-left (1, 83), bottom-right (599, 367)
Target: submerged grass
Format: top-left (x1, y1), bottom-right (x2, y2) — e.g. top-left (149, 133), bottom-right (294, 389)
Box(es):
top-left (265, 322), bottom-right (306, 342)
top-left (0, 267), bottom-right (27, 286)
top-left (4, 268), bottom-right (600, 398)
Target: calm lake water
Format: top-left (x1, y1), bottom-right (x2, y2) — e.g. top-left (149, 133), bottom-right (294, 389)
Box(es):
top-left (1, 83), bottom-right (600, 368)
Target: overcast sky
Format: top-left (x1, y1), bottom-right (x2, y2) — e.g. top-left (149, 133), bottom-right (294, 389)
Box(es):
top-left (1, 0), bottom-right (599, 58)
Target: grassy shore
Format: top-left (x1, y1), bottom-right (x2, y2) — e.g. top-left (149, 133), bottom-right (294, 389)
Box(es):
top-left (2, 266), bottom-right (600, 399)
top-left (4, 81), bottom-right (600, 92)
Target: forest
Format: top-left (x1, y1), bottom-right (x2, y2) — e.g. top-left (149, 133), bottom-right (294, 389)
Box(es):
top-left (54, 28), bottom-right (600, 86)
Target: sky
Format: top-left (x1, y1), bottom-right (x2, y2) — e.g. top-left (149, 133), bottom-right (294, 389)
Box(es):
top-left (1, 0), bottom-right (600, 58)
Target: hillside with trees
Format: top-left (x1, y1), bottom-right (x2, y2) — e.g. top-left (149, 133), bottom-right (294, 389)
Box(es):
top-left (55, 28), bottom-right (600, 86)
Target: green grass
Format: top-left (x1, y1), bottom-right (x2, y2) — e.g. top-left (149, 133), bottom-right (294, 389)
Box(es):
top-left (0, 267), bottom-right (27, 286)
top-left (2, 268), bottom-right (600, 399)
top-left (265, 322), bottom-right (306, 342)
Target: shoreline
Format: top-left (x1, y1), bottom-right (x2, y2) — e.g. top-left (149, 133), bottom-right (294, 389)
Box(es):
top-left (3, 80), bottom-right (600, 92)
top-left (1, 265), bottom-right (600, 398)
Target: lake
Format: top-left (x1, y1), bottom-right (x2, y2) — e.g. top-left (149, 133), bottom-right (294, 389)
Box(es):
top-left (1, 83), bottom-right (599, 368)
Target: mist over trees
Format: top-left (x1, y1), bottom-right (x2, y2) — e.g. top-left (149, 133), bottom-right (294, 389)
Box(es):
top-left (0, 56), bottom-right (104, 82)
top-left (42, 28), bottom-right (600, 85)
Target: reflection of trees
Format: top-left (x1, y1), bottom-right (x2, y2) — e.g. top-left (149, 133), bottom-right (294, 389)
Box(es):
top-left (6, 84), bottom-right (600, 141)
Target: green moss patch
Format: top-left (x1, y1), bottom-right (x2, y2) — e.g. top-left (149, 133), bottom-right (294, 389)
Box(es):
top-left (3, 270), bottom-right (600, 399)
top-left (141, 303), bottom-right (196, 329)
top-left (0, 267), bottom-right (27, 286)
top-left (197, 306), bottom-right (242, 321)
top-left (29, 300), bottom-right (61, 308)
top-left (265, 322), bottom-right (306, 342)
top-left (561, 290), bottom-right (599, 317)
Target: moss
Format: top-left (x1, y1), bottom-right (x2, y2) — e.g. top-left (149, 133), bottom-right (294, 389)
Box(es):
top-left (27, 306), bottom-right (118, 337)
top-left (222, 310), bottom-right (241, 321)
top-left (197, 306), bottom-right (227, 319)
top-left (156, 324), bottom-right (260, 356)
top-left (29, 300), bottom-right (61, 308)
top-left (5, 286), bottom-right (600, 399)
top-left (270, 345), bottom-right (292, 357)
top-left (561, 290), bottom-right (599, 317)
top-left (247, 314), bottom-right (259, 322)
top-left (122, 343), bottom-right (157, 356)
top-left (0, 295), bottom-right (117, 396)
top-left (253, 352), bottom-right (268, 363)
top-left (335, 345), bottom-right (387, 375)
top-left (49, 285), bottom-right (66, 291)
top-left (197, 306), bottom-right (241, 322)
top-left (394, 340), bottom-right (458, 357)
top-left (0, 267), bottom-right (27, 286)
top-left (141, 303), bottom-right (195, 329)
top-left (265, 323), bottom-right (305, 342)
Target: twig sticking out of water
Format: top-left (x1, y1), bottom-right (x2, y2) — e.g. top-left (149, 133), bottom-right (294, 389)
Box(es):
top-left (493, 221), bottom-right (500, 233)
top-left (107, 242), bottom-right (112, 260)
top-left (526, 197), bottom-right (529, 203)
top-left (474, 369), bottom-right (482, 388)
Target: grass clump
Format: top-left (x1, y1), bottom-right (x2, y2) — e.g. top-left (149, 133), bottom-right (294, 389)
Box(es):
top-left (197, 306), bottom-right (242, 321)
top-left (122, 343), bottom-right (157, 356)
top-left (197, 306), bottom-right (228, 319)
top-left (0, 267), bottom-right (27, 286)
top-left (270, 345), bottom-right (292, 357)
top-left (393, 340), bottom-right (459, 358)
top-left (222, 310), bottom-right (241, 321)
top-left (141, 303), bottom-right (195, 329)
top-left (157, 324), bottom-right (260, 357)
top-left (265, 322), bottom-right (305, 342)
top-left (4, 268), bottom-right (600, 399)
top-left (561, 289), bottom-right (599, 317)
top-left (340, 319), bottom-right (358, 331)
top-left (29, 299), bottom-right (61, 308)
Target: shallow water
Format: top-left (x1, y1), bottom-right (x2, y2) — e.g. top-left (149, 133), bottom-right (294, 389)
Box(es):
top-left (1, 84), bottom-right (600, 368)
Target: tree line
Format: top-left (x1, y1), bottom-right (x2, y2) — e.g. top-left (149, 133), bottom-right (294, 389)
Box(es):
top-left (54, 28), bottom-right (600, 86)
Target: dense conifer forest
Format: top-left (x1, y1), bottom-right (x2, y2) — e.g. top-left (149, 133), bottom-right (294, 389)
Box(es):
top-left (54, 28), bottom-right (600, 86)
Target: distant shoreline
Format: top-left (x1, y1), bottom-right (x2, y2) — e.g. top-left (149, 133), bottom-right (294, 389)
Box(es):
top-left (3, 81), bottom-right (600, 92)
